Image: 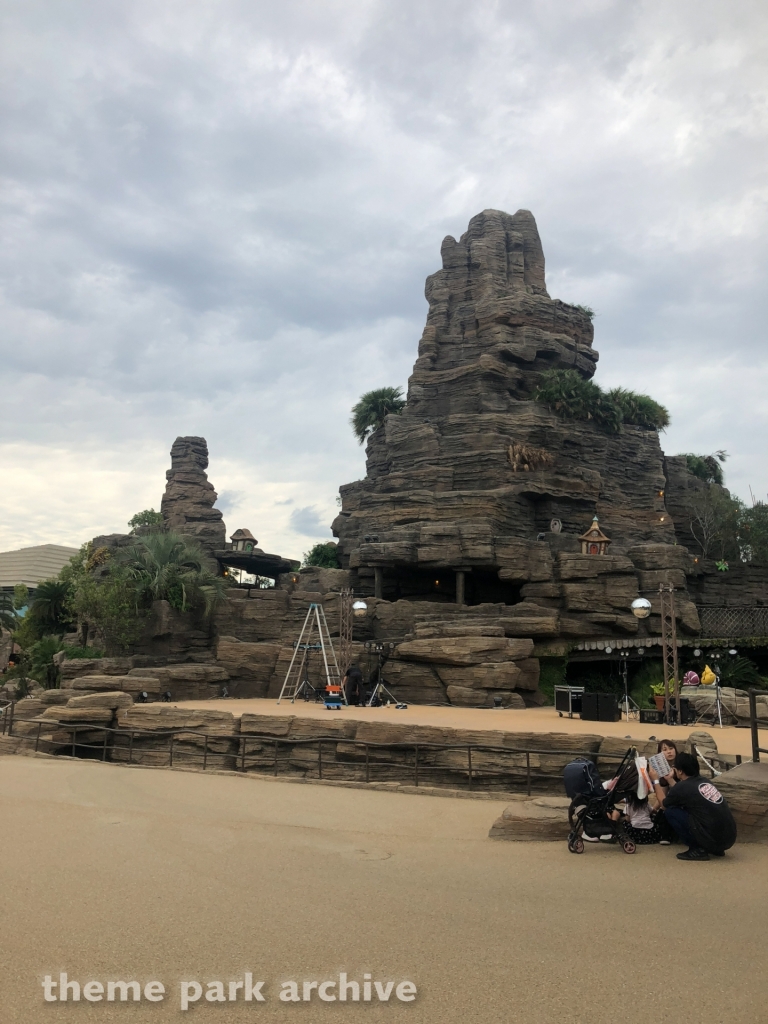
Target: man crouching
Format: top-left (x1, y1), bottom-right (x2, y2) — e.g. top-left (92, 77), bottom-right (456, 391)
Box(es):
top-left (650, 751), bottom-right (737, 861)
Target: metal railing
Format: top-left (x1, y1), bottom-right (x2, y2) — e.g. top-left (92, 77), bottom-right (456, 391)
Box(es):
top-left (699, 606), bottom-right (768, 638)
top-left (748, 688), bottom-right (768, 763)
top-left (14, 715), bottom-right (630, 796)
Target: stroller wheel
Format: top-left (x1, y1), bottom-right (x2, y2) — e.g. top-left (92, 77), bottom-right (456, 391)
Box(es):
top-left (568, 837), bottom-right (585, 854)
top-left (622, 840), bottom-right (637, 855)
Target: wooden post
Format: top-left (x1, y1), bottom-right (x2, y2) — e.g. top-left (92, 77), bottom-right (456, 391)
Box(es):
top-left (374, 567), bottom-right (383, 600)
top-left (455, 570), bottom-right (465, 606)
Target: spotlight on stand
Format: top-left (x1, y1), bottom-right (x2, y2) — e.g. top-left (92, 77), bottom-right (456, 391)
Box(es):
top-left (352, 600), bottom-right (368, 618)
top-left (728, 648), bottom-right (738, 656)
top-left (630, 598), bottom-right (652, 619)
top-left (604, 646), bottom-right (613, 655)
top-left (693, 648), bottom-right (702, 657)
top-left (161, 690), bottom-right (172, 703)
top-left (493, 695), bottom-right (503, 708)
top-left (138, 691), bottom-right (149, 704)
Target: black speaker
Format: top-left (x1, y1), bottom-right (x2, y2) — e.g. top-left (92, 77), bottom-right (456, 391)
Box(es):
top-left (598, 693), bottom-right (620, 722)
top-left (581, 692), bottom-right (600, 721)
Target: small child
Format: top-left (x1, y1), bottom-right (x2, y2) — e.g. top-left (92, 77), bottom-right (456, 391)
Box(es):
top-left (611, 794), bottom-right (669, 845)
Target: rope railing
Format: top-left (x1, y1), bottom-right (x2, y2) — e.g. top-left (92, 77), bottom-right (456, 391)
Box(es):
top-left (17, 716), bottom-right (631, 796)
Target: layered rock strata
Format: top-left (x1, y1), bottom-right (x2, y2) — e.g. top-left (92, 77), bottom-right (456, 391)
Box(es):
top-left (161, 436), bottom-right (226, 553)
top-left (331, 209), bottom-right (709, 645)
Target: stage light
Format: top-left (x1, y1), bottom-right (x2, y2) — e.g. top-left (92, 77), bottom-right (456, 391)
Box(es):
top-left (604, 646), bottom-right (612, 654)
top-left (693, 648), bottom-right (702, 657)
top-left (353, 600), bottom-right (368, 617)
top-left (631, 598), bottom-right (652, 619)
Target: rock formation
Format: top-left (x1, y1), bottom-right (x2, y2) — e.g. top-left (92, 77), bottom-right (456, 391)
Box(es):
top-left (332, 208), bottom-right (703, 644)
top-left (161, 436), bottom-right (226, 553)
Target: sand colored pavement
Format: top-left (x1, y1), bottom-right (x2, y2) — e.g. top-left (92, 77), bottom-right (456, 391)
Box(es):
top-left (1, 755), bottom-right (766, 1024)
top-left (177, 697), bottom-right (764, 757)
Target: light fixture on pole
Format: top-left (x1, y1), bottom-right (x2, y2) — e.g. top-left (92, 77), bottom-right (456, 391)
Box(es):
top-left (618, 649), bottom-right (640, 722)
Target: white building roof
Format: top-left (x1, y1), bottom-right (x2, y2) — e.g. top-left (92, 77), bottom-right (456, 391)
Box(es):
top-left (0, 544), bottom-right (80, 589)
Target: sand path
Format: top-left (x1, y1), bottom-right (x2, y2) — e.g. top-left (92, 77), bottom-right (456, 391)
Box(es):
top-left (1, 755), bottom-right (765, 1023)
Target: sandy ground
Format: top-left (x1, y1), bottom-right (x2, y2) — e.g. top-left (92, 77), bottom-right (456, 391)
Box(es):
top-left (176, 698), bottom-right (763, 757)
top-left (2, 755), bottom-right (766, 1024)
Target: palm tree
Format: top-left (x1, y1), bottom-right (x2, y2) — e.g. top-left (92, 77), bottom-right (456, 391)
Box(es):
top-left (115, 531), bottom-right (229, 613)
top-left (29, 579), bottom-right (73, 632)
top-left (0, 591), bottom-right (17, 632)
top-left (682, 450), bottom-right (728, 485)
top-left (350, 387), bottom-right (406, 444)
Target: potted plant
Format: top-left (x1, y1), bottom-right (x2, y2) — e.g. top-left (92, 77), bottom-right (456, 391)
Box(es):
top-left (650, 682), bottom-right (667, 711)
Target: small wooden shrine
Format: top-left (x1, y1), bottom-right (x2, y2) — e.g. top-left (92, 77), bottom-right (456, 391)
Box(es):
top-left (579, 516), bottom-right (611, 555)
top-left (229, 528), bottom-right (257, 553)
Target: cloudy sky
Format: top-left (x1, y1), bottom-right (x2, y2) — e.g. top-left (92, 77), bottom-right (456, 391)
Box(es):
top-left (1, 0), bottom-right (766, 560)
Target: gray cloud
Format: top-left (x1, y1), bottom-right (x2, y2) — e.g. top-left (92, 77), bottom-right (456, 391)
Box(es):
top-left (289, 505), bottom-right (331, 538)
top-left (1, 0), bottom-right (767, 555)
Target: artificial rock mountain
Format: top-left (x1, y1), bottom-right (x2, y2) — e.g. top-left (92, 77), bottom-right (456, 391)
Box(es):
top-left (74, 209), bottom-right (766, 710)
top-left (333, 208), bottom-right (699, 640)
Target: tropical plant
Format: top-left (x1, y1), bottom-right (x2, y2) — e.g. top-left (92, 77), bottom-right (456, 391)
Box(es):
top-left (717, 656), bottom-right (761, 688)
top-left (26, 635), bottom-right (67, 689)
top-left (67, 565), bottom-right (147, 656)
top-left (607, 388), bottom-right (670, 430)
top-left (534, 370), bottom-right (623, 433)
top-left (303, 542), bottom-right (341, 569)
top-left (128, 509), bottom-right (164, 531)
top-left (573, 304), bottom-right (596, 320)
top-left (0, 591), bottom-right (17, 632)
top-left (28, 579), bottom-right (74, 634)
top-left (115, 531), bottom-right (229, 613)
top-left (351, 387), bottom-right (406, 444)
top-left (681, 450), bottom-right (728, 485)
top-left (534, 370), bottom-right (670, 434)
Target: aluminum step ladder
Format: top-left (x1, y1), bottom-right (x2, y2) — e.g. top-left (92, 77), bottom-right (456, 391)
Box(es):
top-left (277, 602), bottom-right (346, 705)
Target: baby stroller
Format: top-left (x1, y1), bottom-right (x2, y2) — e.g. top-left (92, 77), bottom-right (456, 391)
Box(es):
top-left (564, 748), bottom-right (639, 855)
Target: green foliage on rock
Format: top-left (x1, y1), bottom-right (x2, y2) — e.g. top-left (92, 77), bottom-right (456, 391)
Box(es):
top-left (534, 370), bottom-right (669, 433)
top-left (351, 387), bottom-right (406, 444)
top-left (115, 531), bottom-right (230, 614)
top-left (740, 502), bottom-right (768, 562)
top-left (302, 542), bottom-right (341, 569)
top-left (128, 508), bottom-right (164, 531)
top-left (681, 450), bottom-right (727, 485)
top-left (607, 387), bottom-right (671, 430)
top-left (572, 304), bottom-right (596, 320)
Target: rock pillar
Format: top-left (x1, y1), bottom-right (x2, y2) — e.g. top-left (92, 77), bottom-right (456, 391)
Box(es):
top-left (160, 436), bottom-right (226, 555)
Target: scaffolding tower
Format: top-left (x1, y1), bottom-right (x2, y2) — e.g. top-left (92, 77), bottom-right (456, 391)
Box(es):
top-left (659, 584), bottom-right (680, 726)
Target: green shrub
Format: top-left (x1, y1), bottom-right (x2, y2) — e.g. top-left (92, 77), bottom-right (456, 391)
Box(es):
top-left (303, 542), bottom-right (341, 569)
top-left (534, 370), bottom-right (668, 434)
top-left (682, 451), bottom-right (727, 485)
top-left (537, 658), bottom-right (567, 705)
top-left (607, 388), bottom-right (670, 430)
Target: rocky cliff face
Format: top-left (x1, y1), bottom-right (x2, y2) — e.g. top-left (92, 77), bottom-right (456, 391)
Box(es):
top-left (332, 208), bottom-right (700, 644)
top-left (161, 436), bottom-right (226, 553)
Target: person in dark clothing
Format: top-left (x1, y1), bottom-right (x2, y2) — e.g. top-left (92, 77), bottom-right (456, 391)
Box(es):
top-left (650, 751), bottom-right (737, 861)
top-left (342, 664), bottom-right (364, 705)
